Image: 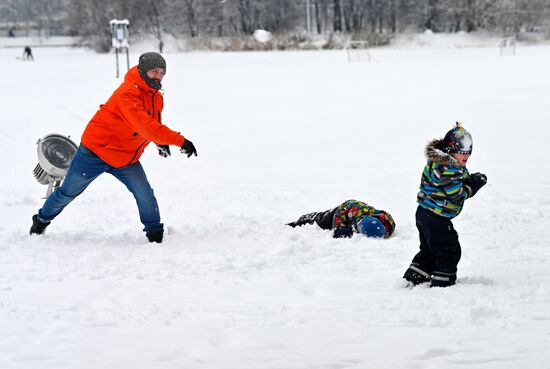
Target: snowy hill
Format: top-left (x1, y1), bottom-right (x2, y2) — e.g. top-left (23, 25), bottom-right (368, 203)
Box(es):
top-left (1, 44), bottom-right (549, 368)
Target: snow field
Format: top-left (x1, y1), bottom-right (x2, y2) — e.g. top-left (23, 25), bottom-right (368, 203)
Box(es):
top-left (1, 43), bottom-right (549, 368)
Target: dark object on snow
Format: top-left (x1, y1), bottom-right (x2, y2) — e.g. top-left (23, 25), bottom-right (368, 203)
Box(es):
top-left (23, 46), bottom-right (34, 61)
top-left (30, 214), bottom-right (50, 235)
top-left (146, 228), bottom-right (164, 243)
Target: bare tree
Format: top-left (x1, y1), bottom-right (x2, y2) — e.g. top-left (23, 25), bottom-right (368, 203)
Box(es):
top-left (184, 0), bottom-right (198, 36)
top-left (333, 0), bottom-right (343, 31)
top-left (6, 0), bottom-right (550, 51)
top-left (238, 0), bottom-right (254, 34)
top-left (387, 0), bottom-right (398, 33)
top-left (144, 0), bottom-right (166, 52)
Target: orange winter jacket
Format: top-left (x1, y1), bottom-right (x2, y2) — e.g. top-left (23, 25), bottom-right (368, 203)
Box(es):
top-left (81, 66), bottom-right (185, 168)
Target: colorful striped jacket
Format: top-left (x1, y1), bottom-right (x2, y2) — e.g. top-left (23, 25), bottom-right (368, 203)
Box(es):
top-left (417, 139), bottom-right (473, 218)
top-left (333, 199), bottom-right (396, 238)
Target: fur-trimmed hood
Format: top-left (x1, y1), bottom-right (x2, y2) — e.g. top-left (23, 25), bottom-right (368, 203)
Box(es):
top-left (425, 139), bottom-right (459, 166)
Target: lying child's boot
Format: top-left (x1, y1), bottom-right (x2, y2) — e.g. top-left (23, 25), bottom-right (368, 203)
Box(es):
top-left (286, 212), bottom-right (320, 228)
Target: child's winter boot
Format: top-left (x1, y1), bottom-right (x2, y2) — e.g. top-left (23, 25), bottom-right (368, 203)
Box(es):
top-left (430, 272), bottom-right (456, 288)
top-left (403, 267), bottom-right (431, 285)
top-left (286, 212), bottom-right (320, 228)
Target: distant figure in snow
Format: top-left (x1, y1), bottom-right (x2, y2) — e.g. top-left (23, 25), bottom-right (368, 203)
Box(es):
top-left (287, 199), bottom-right (396, 239)
top-left (403, 122), bottom-right (487, 288)
top-left (29, 52), bottom-right (198, 243)
top-left (23, 46), bottom-right (34, 61)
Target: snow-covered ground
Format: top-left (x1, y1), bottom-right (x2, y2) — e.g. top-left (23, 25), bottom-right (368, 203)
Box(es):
top-left (1, 42), bottom-right (549, 369)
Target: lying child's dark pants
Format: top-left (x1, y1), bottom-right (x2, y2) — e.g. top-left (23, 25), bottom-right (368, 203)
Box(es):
top-left (314, 208), bottom-right (337, 230)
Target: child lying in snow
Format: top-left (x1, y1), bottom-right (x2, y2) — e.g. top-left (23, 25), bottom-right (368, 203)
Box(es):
top-left (287, 199), bottom-right (395, 239)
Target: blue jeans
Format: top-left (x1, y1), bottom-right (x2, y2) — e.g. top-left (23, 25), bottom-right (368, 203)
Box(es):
top-left (38, 145), bottom-right (163, 232)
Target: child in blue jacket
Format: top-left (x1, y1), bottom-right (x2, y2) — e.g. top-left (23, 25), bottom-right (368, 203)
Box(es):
top-left (403, 123), bottom-right (487, 287)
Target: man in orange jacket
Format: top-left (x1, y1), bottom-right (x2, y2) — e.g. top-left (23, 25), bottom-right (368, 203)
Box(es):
top-left (30, 52), bottom-right (197, 243)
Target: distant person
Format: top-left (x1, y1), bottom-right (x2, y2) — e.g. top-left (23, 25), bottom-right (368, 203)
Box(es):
top-left (287, 199), bottom-right (396, 239)
top-left (23, 46), bottom-right (34, 61)
top-left (8, 28), bottom-right (15, 37)
top-left (403, 123), bottom-right (487, 287)
top-left (29, 52), bottom-right (198, 243)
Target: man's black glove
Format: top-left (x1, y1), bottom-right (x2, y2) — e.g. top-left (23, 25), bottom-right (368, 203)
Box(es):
top-left (157, 145), bottom-right (171, 158)
top-left (464, 172), bottom-right (487, 197)
top-left (180, 139), bottom-right (197, 158)
top-left (333, 226), bottom-right (353, 239)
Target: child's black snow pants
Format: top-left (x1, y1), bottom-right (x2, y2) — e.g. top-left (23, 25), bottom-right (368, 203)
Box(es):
top-left (314, 208), bottom-right (337, 230)
top-left (404, 206), bottom-right (461, 287)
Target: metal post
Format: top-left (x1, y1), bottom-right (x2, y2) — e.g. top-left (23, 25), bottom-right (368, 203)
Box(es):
top-left (115, 48), bottom-right (120, 78)
top-left (125, 47), bottom-right (130, 71)
top-left (306, 0), bottom-right (311, 33)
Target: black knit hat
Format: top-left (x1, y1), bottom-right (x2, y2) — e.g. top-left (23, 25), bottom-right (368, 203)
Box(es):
top-left (138, 52), bottom-right (166, 74)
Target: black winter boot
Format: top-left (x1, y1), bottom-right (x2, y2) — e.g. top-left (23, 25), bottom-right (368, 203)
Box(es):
top-left (30, 214), bottom-right (50, 235)
top-left (403, 267), bottom-right (431, 286)
top-left (286, 212), bottom-right (321, 228)
top-left (430, 272), bottom-right (456, 288)
top-left (430, 279), bottom-right (455, 288)
top-left (146, 228), bottom-right (164, 243)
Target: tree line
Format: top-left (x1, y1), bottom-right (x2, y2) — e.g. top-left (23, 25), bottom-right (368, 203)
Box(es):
top-left (2, 0), bottom-right (550, 51)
